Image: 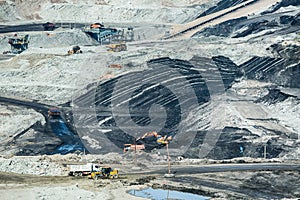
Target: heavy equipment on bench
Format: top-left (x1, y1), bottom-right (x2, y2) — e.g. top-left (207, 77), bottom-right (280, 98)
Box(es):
top-left (123, 131), bottom-right (172, 152)
top-left (89, 166), bottom-right (118, 180)
top-left (7, 34), bottom-right (30, 54)
top-left (43, 22), bottom-right (56, 31)
top-left (106, 43), bottom-right (127, 52)
top-left (83, 23), bottom-right (133, 44)
top-left (67, 46), bottom-right (82, 54)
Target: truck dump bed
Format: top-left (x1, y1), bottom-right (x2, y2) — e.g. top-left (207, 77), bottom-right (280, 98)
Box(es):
top-left (68, 163), bottom-right (100, 176)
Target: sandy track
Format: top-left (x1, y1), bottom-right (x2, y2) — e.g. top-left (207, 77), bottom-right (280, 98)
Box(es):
top-left (0, 172), bottom-right (146, 200)
top-left (169, 0), bottom-right (278, 39)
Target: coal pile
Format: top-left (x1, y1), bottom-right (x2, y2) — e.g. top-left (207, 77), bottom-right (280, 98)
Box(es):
top-left (74, 56), bottom-right (242, 154)
top-left (239, 56), bottom-right (300, 88)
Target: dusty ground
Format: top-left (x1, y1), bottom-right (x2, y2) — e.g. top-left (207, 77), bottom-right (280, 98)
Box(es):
top-left (0, 172), bottom-right (147, 200)
top-left (0, 154), bottom-right (299, 199)
top-left (2, 172), bottom-right (299, 200)
top-left (0, 0), bottom-right (299, 199)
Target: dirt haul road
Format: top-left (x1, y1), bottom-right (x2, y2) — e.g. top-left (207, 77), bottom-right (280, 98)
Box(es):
top-left (0, 161), bottom-right (299, 199)
top-left (0, 172), bottom-right (145, 200)
top-left (168, 0), bottom-right (279, 39)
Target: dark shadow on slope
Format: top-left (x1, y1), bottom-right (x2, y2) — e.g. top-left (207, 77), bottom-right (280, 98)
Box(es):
top-left (239, 56), bottom-right (300, 88)
top-left (197, 0), bottom-right (251, 18)
top-left (255, 88), bottom-right (296, 104)
top-left (261, 0), bottom-right (300, 15)
top-left (184, 127), bottom-right (285, 159)
top-left (194, 13), bottom-right (300, 38)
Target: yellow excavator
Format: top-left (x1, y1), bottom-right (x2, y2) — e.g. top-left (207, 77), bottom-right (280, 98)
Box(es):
top-left (89, 166), bottom-right (118, 180)
top-left (136, 131), bottom-right (172, 145)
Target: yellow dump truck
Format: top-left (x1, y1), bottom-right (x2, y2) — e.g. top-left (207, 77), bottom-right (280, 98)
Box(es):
top-left (106, 43), bottom-right (127, 52)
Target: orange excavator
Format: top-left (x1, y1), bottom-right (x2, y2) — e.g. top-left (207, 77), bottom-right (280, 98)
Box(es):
top-left (123, 131), bottom-right (172, 152)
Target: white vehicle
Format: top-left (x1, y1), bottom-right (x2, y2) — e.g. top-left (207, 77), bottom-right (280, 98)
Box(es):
top-left (68, 163), bottom-right (100, 176)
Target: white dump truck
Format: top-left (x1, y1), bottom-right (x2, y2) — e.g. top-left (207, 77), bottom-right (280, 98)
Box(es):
top-left (68, 163), bottom-right (100, 176)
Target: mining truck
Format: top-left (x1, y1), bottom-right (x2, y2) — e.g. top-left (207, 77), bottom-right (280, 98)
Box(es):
top-left (43, 22), bottom-right (56, 31)
top-left (106, 43), bottom-right (127, 52)
top-left (48, 107), bottom-right (61, 118)
top-left (7, 34), bottom-right (30, 54)
top-left (67, 46), bottom-right (82, 54)
top-left (68, 163), bottom-right (100, 176)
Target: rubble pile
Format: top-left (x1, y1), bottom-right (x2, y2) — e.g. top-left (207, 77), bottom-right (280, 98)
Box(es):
top-left (0, 156), bottom-right (65, 176)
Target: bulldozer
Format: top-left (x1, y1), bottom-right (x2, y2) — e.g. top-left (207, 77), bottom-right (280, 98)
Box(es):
top-left (106, 43), bottom-right (127, 52)
top-left (89, 166), bottom-right (118, 180)
top-left (68, 46), bottom-right (82, 54)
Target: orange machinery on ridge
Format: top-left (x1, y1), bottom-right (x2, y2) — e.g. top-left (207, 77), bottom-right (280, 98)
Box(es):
top-left (123, 131), bottom-right (172, 152)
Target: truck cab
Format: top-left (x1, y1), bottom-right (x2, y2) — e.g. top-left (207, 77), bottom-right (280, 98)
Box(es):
top-left (89, 166), bottom-right (118, 179)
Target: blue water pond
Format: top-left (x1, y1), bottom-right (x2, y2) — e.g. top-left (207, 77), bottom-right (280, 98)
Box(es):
top-left (128, 187), bottom-right (209, 200)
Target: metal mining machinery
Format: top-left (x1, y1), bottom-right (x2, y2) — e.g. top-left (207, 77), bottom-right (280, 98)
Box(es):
top-left (48, 107), bottom-right (61, 118)
top-left (106, 42), bottom-right (127, 52)
top-left (67, 46), bottom-right (83, 54)
top-left (68, 163), bottom-right (119, 180)
top-left (83, 23), bottom-right (134, 44)
top-left (42, 22), bottom-right (56, 31)
top-left (137, 131), bottom-right (173, 145)
top-left (7, 34), bottom-right (30, 54)
top-left (89, 166), bottom-right (119, 180)
top-left (123, 131), bottom-right (172, 152)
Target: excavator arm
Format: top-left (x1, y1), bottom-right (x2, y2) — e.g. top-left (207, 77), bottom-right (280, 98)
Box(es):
top-left (124, 131), bottom-right (173, 153)
top-left (136, 131), bottom-right (158, 141)
top-left (136, 131), bottom-right (172, 145)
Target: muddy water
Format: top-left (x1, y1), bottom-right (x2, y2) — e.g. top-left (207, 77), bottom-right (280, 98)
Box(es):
top-left (49, 117), bottom-right (85, 155)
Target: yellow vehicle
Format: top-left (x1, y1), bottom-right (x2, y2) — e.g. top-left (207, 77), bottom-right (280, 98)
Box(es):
top-left (106, 43), bottom-right (127, 52)
top-left (136, 131), bottom-right (172, 145)
top-left (89, 166), bottom-right (118, 180)
top-left (68, 46), bottom-right (82, 54)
